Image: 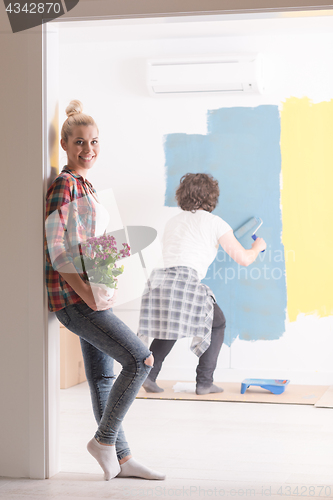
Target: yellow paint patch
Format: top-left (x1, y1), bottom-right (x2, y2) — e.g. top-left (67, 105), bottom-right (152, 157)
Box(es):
top-left (50, 103), bottom-right (59, 174)
top-left (281, 97), bottom-right (333, 321)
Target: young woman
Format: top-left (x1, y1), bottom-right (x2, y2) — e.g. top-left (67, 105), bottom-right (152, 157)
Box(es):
top-left (138, 173), bottom-right (266, 395)
top-left (45, 100), bottom-right (165, 481)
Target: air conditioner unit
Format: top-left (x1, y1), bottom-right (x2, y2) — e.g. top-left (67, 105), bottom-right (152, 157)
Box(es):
top-left (147, 54), bottom-right (264, 95)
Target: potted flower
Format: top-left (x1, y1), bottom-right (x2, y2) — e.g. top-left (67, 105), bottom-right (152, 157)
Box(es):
top-left (74, 234), bottom-right (130, 298)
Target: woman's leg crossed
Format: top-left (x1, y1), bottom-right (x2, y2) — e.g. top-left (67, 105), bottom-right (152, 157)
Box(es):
top-left (56, 303), bottom-right (152, 445)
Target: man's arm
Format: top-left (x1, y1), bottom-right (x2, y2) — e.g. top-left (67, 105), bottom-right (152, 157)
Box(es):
top-left (218, 230), bottom-right (266, 266)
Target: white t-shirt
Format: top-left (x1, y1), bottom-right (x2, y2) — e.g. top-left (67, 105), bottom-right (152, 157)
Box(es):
top-left (162, 210), bottom-right (232, 280)
top-left (88, 194), bottom-right (110, 236)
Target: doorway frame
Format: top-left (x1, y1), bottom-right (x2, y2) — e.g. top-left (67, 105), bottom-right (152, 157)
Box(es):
top-left (43, 0), bottom-right (333, 479)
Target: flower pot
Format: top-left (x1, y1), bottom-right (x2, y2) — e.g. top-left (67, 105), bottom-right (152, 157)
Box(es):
top-left (91, 283), bottom-right (115, 299)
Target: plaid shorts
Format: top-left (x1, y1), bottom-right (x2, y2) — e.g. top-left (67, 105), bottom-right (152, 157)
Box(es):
top-left (138, 266), bottom-right (215, 356)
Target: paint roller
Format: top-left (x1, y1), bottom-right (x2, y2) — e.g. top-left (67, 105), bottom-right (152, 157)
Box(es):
top-left (234, 216), bottom-right (265, 252)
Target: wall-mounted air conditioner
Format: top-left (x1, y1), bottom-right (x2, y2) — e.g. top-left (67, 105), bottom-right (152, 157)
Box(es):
top-left (147, 54), bottom-right (264, 95)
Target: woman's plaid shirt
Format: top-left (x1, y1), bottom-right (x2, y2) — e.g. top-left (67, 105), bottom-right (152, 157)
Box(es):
top-left (45, 168), bottom-right (96, 312)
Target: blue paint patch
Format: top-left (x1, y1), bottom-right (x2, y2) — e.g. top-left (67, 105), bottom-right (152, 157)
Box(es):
top-left (164, 106), bottom-right (286, 345)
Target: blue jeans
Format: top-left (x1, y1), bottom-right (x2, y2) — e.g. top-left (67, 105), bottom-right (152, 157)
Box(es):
top-left (56, 302), bottom-right (152, 450)
top-left (79, 338), bottom-right (131, 460)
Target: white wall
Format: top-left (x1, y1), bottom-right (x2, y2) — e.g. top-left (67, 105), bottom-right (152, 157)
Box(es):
top-left (58, 16), bottom-right (333, 385)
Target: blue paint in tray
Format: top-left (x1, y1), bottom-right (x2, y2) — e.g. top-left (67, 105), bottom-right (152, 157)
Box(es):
top-left (241, 379), bottom-right (290, 395)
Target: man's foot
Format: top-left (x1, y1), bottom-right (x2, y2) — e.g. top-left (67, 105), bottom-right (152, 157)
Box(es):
top-left (196, 383), bottom-right (224, 395)
top-left (142, 378), bottom-right (164, 393)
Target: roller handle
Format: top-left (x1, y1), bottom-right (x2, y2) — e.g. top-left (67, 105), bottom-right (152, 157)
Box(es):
top-left (252, 233), bottom-right (265, 252)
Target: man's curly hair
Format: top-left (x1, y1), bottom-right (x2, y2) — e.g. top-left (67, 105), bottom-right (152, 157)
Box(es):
top-left (175, 173), bottom-right (219, 213)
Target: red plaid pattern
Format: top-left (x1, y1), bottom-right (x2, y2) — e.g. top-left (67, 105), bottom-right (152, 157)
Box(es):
top-left (45, 168), bottom-right (96, 312)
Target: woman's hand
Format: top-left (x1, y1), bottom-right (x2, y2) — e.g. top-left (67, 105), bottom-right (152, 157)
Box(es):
top-left (107, 287), bottom-right (118, 307)
top-left (58, 264), bottom-right (112, 311)
top-left (83, 283), bottom-right (114, 311)
top-left (57, 263), bottom-right (117, 311)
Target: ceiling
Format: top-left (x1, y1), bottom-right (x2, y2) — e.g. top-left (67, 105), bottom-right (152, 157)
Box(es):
top-left (56, 10), bottom-right (333, 41)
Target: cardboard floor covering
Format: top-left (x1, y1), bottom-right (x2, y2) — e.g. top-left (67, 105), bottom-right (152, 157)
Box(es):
top-left (137, 380), bottom-right (331, 406)
top-left (315, 385), bottom-right (333, 408)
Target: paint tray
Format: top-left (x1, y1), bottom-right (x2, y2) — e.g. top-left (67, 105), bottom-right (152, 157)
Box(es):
top-left (241, 378), bottom-right (290, 395)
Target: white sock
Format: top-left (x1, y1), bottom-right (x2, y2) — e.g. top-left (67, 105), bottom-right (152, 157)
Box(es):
top-left (87, 438), bottom-right (121, 480)
top-left (117, 458), bottom-right (166, 480)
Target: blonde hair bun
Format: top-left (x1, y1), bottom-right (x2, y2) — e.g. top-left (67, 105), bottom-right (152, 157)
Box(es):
top-left (61, 100), bottom-right (97, 142)
top-left (66, 100), bottom-right (83, 118)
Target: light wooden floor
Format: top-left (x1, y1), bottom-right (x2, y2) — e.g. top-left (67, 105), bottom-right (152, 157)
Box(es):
top-left (0, 381), bottom-right (332, 499)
